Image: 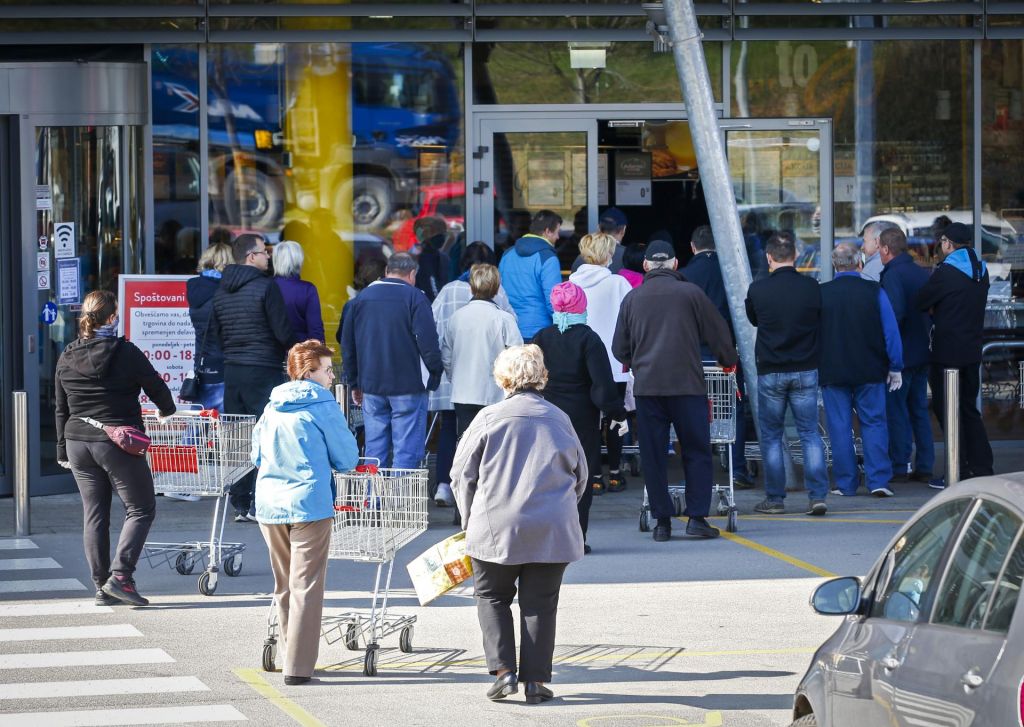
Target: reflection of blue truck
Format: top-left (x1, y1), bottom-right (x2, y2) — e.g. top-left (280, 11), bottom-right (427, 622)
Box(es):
top-left (152, 44), bottom-right (461, 232)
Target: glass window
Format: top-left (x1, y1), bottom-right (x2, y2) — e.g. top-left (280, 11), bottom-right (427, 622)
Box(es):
top-left (934, 501), bottom-right (1022, 629)
top-left (985, 535), bottom-right (1024, 633)
top-left (870, 499), bottom-right (970, 623)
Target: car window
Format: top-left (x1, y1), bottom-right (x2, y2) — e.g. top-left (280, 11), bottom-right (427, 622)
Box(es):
top-left (984, 534), bottom-right (1024, 633)
top-left (933, 501), bottom-right (1022, 630)
top-left (870, 500), bottom-right (970, 623)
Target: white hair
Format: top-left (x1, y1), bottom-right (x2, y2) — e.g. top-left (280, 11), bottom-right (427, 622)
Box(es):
top-left (274, 240), bottom-right (304, 278)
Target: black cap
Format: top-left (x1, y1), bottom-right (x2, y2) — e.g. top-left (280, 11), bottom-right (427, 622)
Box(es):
top-left (599, 207), bottom-right (628, 229)
top-left (943, 222), bottom-right (972, 246)
top-left (644, 240), bottom-right (675, 262)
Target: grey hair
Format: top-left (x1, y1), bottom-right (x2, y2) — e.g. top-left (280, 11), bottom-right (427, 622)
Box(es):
top-left (386, 252), bottom-right (418, 276)
top-left (273, 240), bottom-right (304, 278)
top-left (832, 242), bottom-right (861, 272)
top-left (645, 258), bottom-right (677, 270)
top-left (863, 220), bottom-right (898, 240)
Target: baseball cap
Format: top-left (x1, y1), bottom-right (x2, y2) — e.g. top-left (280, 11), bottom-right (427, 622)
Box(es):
top-left (599, 207), bottom-right (628, 229)
top-left (943, 222), bottom-right (972, 246)
top-left (644, 240), bottom-right (675, 262)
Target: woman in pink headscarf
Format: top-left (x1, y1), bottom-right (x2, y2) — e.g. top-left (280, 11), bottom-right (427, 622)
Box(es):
top-left (532, 282), bottom-right (625, 554)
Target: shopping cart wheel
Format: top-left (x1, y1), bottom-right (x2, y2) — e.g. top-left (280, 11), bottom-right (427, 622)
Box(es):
top-left (639, 509), bottom-right (651, 532)
top-left (198, 571), bottom-right (218, 596)
top-left (262, 639), bottom-right (277, 672)
top-left (672, 495), bottom-right (683, 517)
top-left (726, 509), bottom-right (738, 533)
top-left (174, 551), bottom-right (195, 576)
top-left (345, 623), bottom-right (360, 651)
top-left (399, 626), bottom-right (414, 654)
top-left (363, 646), bottom-right (378, 677)
top-left (223, 555), bottom-right (243, 577)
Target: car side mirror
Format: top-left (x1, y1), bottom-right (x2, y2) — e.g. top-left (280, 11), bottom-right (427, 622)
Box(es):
top-left (811, 576), bottom-right (862, 616)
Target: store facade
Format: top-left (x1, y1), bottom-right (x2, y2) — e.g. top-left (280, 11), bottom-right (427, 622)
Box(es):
top-left (1, 1), bottom-right (1023, 495)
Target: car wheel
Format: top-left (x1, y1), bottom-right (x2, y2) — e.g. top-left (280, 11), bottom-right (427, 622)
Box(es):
top-left (789, 714), bottom-right (818, 727)
top-left (224, 166), bottom-right (284, 231)
top-left (339, 176), bottom-right (393, 229)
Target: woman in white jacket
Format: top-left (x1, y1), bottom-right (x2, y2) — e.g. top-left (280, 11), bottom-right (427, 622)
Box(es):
top-left (568, 232), bottom-right (634, 494)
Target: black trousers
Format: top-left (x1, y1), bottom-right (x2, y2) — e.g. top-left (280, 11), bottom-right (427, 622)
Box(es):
top-left (635, 394), bottom-right (713, 521)
top-left (67, 439), bottom-right (156, 590)
top-left (224, 364), bottom-right (286, 512)
top-left (601, 382), bottom-right (629, 471)
top-left (454, 403), bottom-right (485, 438)
top-left (929, 363), bottom-right (994, 478)
top-left (471, 558), bottom-right (568, 683)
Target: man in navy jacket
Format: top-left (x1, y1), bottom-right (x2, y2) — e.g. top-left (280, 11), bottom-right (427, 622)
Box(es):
top-left (879, 227), bottom-right (934, 483)
top-left (342, 253), bottom-right (443, 469)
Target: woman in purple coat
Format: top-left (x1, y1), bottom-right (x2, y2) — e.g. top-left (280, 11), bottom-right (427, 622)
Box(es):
top-left (274, 241), bottom-right (326, 343)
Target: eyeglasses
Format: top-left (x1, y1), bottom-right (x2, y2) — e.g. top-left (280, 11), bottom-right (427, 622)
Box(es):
top-left (313, 368), bottom-right (336, 378)
top-left (248, 249), bottom-right (269, 258)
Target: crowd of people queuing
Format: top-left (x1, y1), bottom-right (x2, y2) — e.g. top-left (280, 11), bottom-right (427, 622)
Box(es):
top-left (53, 205), bottom-right (994, 698)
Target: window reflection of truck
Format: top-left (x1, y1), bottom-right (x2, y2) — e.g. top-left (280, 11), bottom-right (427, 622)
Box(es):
top-left (151, 44), bottom-right (461, 233)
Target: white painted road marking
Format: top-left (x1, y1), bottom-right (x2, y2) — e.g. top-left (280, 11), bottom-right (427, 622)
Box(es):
top-left (0, 539), bottom-right (38, 550)
top-left (1, 705), bottom-right (248, 726)
top-left (0, 675), bottom-right (209, 700)
top-left (0, 578), bottom-right (86, 593)
top-left (0, 648), bottom-right (175, 670)
top-left (0, 557), bottom-right (62, 571)
top-left (0, 623), bottom-right (142, 642)
top-left (0, 602), bottom-right (112, 617)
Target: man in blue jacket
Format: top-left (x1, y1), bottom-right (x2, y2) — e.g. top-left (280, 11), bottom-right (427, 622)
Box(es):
top-left (820, 243), bottom-right (904, 499)
top-left (499, 210), bottom-right (564, 341)
top-left (879, 227), bottom-right (934, 483)
top-left (342, 253), bottom-right (443, 469)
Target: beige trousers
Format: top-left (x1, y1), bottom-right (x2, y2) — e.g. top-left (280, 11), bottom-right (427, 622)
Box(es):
top-left (260, 518), bottom-right (333, 678)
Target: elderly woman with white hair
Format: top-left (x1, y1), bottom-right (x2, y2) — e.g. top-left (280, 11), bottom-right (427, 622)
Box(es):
top-left (274, 240), bottom-right (325, 343)
top-left (450, 344), bottom-right (588, 705)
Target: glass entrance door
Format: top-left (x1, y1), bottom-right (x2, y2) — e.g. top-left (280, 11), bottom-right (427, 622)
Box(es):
top-left (720, 118), bottom-right (833, 280)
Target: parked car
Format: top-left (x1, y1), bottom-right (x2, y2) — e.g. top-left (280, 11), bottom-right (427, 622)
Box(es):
top-left (860, 210), bottom-right (1019, 264)
top-left (791, 473), bottom-right (1024, 726)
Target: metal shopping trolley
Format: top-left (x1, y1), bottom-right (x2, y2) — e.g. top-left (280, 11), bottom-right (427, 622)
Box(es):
top-left (639, 367), bottom-right (739, 534)
top-left (141, 409), bottom-right (256, 596)
top-left (261, 460), bottom-right (428, 677)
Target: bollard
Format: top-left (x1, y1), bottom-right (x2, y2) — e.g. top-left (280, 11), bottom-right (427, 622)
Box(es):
top-left (13, 390), bottom-right (30, 536)
top-left (944, 368), bottom-right (959, 486)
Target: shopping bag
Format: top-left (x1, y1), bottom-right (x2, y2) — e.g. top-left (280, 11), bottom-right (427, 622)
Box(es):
top-left (405, 531), bottom-right (473, 606)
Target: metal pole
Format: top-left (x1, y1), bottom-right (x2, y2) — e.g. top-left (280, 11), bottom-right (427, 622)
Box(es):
top-left (945, 368), bottom-right (960, 486)
top-left (334, 383), bottom-right (350, 420)
top-left (661, 0), bottom-right (759, 424)
top-left (13, 390), bottom-right (30, 536)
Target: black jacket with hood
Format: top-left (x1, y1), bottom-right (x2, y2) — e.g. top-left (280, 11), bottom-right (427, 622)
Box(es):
top-left (186, 273), bottom-right (224, 381)
top-left (55, 337), bottom-right (175, 461)
top-left (211, 264), bottom-right (295, 370)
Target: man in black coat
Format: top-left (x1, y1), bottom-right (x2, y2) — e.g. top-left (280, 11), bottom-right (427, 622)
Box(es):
top-left (916, 221), bottom-right (993, 485)
top-left (212, 233), bottom-right (296, 521)
top-left (612, 241), bottom-right (737, 543)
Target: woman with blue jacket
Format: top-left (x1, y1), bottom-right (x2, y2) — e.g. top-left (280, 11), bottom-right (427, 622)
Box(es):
top-left (252, 339), bottom-right (359, 685)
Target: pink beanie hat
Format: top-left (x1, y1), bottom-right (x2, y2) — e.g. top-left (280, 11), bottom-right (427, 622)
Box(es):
top-left (550, 281), bottom-right (588, 314)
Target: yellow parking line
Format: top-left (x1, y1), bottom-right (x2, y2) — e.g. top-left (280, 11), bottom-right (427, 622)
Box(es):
top-left (234, 668), bottom-right (326, 727)
top-left (707, 526), bottom-right (837, 578)
top-left (733, 516), bottom-right (906, 524)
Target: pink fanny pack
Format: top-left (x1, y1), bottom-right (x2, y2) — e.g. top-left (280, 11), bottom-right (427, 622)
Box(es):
top-left (80, 417), bottom-right (152, 456)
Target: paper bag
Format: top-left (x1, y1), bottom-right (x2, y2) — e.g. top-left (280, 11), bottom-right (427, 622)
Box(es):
top-left (406, 531), bottom-right (474, 606)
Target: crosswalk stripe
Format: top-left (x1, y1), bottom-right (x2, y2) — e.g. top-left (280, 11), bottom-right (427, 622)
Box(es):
top-left (0, 676), bottom-right (209, 700)
top-left (0, 648), bottom-right (175, 670)
top-left (1, 704), bottom-right (247, 726)
top-left (0, 557), bottom-right (62, 571)
top-left (0, 578), bottom-right (86, 593)
top-left (0, 602), bottom-right (112, 617)
top-left (0, 539), bottom-right (38, 550)
top-left (0, 624), bottom-right (142, 642)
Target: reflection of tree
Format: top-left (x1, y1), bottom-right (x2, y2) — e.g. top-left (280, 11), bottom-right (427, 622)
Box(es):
top-left (208, 46), bottom-right (250, 228)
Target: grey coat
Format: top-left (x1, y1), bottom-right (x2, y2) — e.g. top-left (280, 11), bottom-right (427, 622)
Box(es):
top-left (450, 391), bottom-right (588, 565)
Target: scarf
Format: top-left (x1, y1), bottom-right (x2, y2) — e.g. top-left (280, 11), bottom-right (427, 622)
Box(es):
top-left (201, 268), bottom-right (223, 280)
top-left (553, 311), bottom-right (587, 333)
top-left (95, 321), bottom-right (119, 338)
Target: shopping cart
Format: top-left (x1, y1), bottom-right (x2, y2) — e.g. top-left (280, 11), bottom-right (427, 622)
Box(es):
top-left (1018, 361), bottom-right (1024, 409)
top-left (141, 409), bottom-right (256, 596)
top-left (638, 367), bottom-right (739, 534)
top-left (261, 460), bottom-right (428, 677)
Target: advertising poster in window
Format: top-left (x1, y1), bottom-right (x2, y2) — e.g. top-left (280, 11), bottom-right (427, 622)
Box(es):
top-left (614, 152), bottom-right (652, 206)
top-left (117, 275), bottom-right (195, 407)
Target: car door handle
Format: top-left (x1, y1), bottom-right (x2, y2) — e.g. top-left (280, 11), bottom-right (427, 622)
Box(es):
top-left (881, 656), bottom-right (901, 671)
top-left (961, 670), bottom-right (984, 689)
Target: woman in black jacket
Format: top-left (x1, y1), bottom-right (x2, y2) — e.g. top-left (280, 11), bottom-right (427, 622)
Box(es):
top-left (187, 241), bottom-right (231, 411)
top-left (532, 282), bottom-right (626, 554)
top-left (55, 290), bottom-right (176, 607)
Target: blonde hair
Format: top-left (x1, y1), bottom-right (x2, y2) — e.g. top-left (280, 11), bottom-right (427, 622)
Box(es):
top-left (273, 240), bottom-right (304, 278)
top-left (469, 263), bottom-right (500, 300)
top-left (579, 232), bottom-right (618, 266)
top-left (79, 290), bottom-right (117, 339)
top-left (197, 242), bottom-right (233, 273)
top-left (493, 344), bottom-right (547, 394)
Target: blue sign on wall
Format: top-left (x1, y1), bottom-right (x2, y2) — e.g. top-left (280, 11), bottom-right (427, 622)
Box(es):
top-left (40, 301), bottom-right (58, 325)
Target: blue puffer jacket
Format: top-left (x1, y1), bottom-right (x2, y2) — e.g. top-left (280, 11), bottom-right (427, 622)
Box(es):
top-left (498, 234), bottom-right (563, 340)
top-left (252, 380), bottom-right (359, 524)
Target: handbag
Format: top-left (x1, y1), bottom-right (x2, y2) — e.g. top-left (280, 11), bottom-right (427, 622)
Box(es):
top-left (80, 416), bottom-right (152, 456)
top-left (179, 309), bottom-right (213, 403)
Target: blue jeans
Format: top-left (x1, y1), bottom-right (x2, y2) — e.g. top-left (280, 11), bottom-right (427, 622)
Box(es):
top-left (362, 393), bottom-right (428, 469)
top-left (886, 365), bottom-right (934, 475)
top-left (199, 382), bottom-right (225, 412)
top-left (822, 383), bottom-right (891, 494)
top-left (757, 371), bottom-right (829, 503)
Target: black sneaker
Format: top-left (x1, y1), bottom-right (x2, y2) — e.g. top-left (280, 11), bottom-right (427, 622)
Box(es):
top-left (806, 500), bottom-right (828, 516)
top-left (607, 471), bottom-right (627, 493)
top-left (733, 473), bottom-right (756, 490)
top-left (583, 543), bottom-right (592, 555)
top-left (685, 517), bottom-right (720, 539)
top-left (94, 590), bottom-right (120, 607)
top-left (101, 575), bottom-right (150, 607)
top-left (754, 499), bottom-right (785, 515)
top-left (234, 511), bottom-right (252, 523)
top-left (652, 524), bottom-right (671, 542)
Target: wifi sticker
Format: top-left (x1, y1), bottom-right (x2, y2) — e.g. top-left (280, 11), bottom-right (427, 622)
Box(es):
top-left (54, 222), bottom-right (75, 259)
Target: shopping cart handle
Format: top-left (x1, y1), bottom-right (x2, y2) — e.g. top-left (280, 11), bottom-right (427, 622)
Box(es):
top-left (334, 505), bottom-right (359, 512)
top-left (355, 464), bottom-right (379, 474)
top-left (142, 408), bottom-right (220, 419)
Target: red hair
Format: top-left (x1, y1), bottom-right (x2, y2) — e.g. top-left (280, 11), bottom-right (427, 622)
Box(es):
top-left (287, 340), bottom-right (334, 381)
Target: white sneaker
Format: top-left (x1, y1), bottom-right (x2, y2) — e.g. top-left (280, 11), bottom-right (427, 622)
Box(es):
top-left (435, 482), bottom-right (455, 507)
top-left (165, 493), bottom-right (200, 502)
top-left (871, 487), bottom-right (895, 498)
